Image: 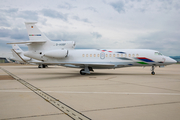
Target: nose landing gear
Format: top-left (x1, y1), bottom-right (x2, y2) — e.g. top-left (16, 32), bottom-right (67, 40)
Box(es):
top-left (151, 66), bottom-right (155, 75)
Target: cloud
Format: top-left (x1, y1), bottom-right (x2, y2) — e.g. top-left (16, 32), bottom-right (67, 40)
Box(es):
top-left (58, 2), bottom-right (77, 10)
top-left (110, 1), bottom-right (125, 13)
top-left (0, 28), bottom-right (28, 40)
top-left (91, 32), bottom-right (102, 39)
top-left (0, 8), bottom-right (18, 13)
top-left (0, 8), bottom-right (18, 27)
top-left (133, 31), bottom-right (180, 56)
top-left (0, 0), bottom-right (180, 57)
top-left (84, 7), bottom-right (98, 12)
top-left (41, 9), bottom-right (68, 21)
top-left (17, 11), bottom-right (38, 21)
top-left (0, 8), bottom-right (40, 28)
top-left (72, 16), bottom-right (90, 23)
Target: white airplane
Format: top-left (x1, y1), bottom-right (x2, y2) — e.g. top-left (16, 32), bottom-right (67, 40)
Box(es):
top-left (7, 22), bottom-right (177, 75)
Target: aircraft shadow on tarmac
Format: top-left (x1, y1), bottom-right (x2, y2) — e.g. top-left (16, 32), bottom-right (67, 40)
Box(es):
top-left (25, 71), bottom-right (154, 81)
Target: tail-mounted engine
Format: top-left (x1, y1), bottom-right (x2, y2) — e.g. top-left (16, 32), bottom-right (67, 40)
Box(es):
top-left (44, 49), bottom-right (68, 58)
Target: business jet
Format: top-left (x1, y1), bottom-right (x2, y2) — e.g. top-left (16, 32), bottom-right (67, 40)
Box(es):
top-left (7, 22), bottom-right (177, 75)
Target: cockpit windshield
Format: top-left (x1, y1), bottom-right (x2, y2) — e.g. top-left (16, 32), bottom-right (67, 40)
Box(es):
top-left (154, 52), bottom-right (163, 56)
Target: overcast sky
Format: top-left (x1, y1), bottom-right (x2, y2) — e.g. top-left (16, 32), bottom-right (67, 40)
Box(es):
top-left (0, 0), bottom-right (180, 57)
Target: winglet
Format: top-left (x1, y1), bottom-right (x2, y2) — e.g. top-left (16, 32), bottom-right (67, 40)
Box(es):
top-left (12, 44), bottom-right (23, 54)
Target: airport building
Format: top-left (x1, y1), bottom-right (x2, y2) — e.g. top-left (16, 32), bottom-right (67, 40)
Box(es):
top-left (0, 57), bottom-right (9, 63)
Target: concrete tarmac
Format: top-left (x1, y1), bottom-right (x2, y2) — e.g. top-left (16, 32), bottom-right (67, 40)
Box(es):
top-left (0, 64), bottom-right (180, 120)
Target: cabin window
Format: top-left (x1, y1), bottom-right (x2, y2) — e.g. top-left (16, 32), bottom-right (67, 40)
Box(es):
top-left (94, 54), bottom-right (96, 57)
top-left (125, 54), bottom-right (127, 57)
top-left (132, 54), bottom-right (135, 57)
top-left (113, 54), bottom-right (115, 57)
top-left (86, 54), bottom-right (88, 57)
top-left (90, 54), bottom-right (92, 57)
top-left (117, 54), bottom-right (119, 57)
top-left (82, 54), bottom-right (85, 57)
top-left (109, 54), bottom-right (112, 57)
top-left (155, 52), bottom-right (163, 56)
top-left (136, 54), bottom-right (139, 57)
top-left (129, 54), bottom-right (131, 57)
top-left (106, 54), bottom-right (108, 57)
top-left (97, 54), bottom-right (100, 57)
top-left (121, 54), bottom-right (123, 57)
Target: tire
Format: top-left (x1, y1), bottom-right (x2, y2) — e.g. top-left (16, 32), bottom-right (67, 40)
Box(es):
top-left (151, 72), bottom-right (155, 75)
top-left (80, 69), bottom-right (86, 75)
top-left (38, 65), bottom-right (42, 68)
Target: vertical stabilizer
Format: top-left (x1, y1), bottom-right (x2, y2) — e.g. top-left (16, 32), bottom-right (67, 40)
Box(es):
top-left (25, 22), bottom-right (50, 41)
top-left (12, 44), bottom-right (23, 54)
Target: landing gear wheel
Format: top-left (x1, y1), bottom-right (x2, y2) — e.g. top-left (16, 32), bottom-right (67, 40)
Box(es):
top-left (80, 69), bottom-right (86, 75)
top-left (151, 66), bottom-right (155, 75)
top-left (42, 64), bottom-right (47, 68)
top-left (151, 71), bottom-right (155, 75)
top-left (38, 65), bottom-right (42, 68)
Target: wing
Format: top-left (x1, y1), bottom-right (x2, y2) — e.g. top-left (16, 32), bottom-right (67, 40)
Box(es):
top-left (31, 61), bottom-right (115, 69)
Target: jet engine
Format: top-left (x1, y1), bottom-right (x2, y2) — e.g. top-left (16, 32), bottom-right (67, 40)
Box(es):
top-left (24, 51), bottom-right (44, 61)
top-left (44, 49), bottom-right (68, 58)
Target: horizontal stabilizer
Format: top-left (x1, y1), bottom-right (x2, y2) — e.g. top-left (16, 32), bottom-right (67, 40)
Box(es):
top-left (7, 40), bottom-right (47, 44)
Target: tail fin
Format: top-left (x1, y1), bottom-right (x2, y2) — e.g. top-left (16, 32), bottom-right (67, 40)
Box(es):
top-left (11, 49), bottom-right (27, 63)
top-left (12, 44), bottom-right (23, 54)
top-left (25, 22), bottom-right (50, 41)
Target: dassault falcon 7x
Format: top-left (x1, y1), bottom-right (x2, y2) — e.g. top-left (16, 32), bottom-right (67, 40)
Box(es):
top-left (7, 22), bottom-right (177, 75)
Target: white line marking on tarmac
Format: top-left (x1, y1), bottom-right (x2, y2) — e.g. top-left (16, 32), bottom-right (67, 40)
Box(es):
top-left (1, 90), bottom-right (180, 96)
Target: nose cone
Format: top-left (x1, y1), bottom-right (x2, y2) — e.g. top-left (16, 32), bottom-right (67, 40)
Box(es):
top-left (165, 57), bottom-right (177, 64)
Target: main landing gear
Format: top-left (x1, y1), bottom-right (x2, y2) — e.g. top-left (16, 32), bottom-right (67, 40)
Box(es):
top-left (80, 69), bottom-right (86, 75)
top-left (151, 66), bottom-right (155, 75)
top-left (38, 64), bottom-right (48, 68)
top-left (80, 66), bottom-right (94, 75)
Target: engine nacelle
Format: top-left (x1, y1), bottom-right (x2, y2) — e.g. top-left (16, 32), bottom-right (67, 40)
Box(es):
top-left (44, 49), bottom-right (68, 58)
top-left (24, 51), bottom-right (44, 61)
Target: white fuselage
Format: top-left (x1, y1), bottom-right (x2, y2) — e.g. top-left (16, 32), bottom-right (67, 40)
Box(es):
top-left (32, 49), bottom-right (176, 69)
